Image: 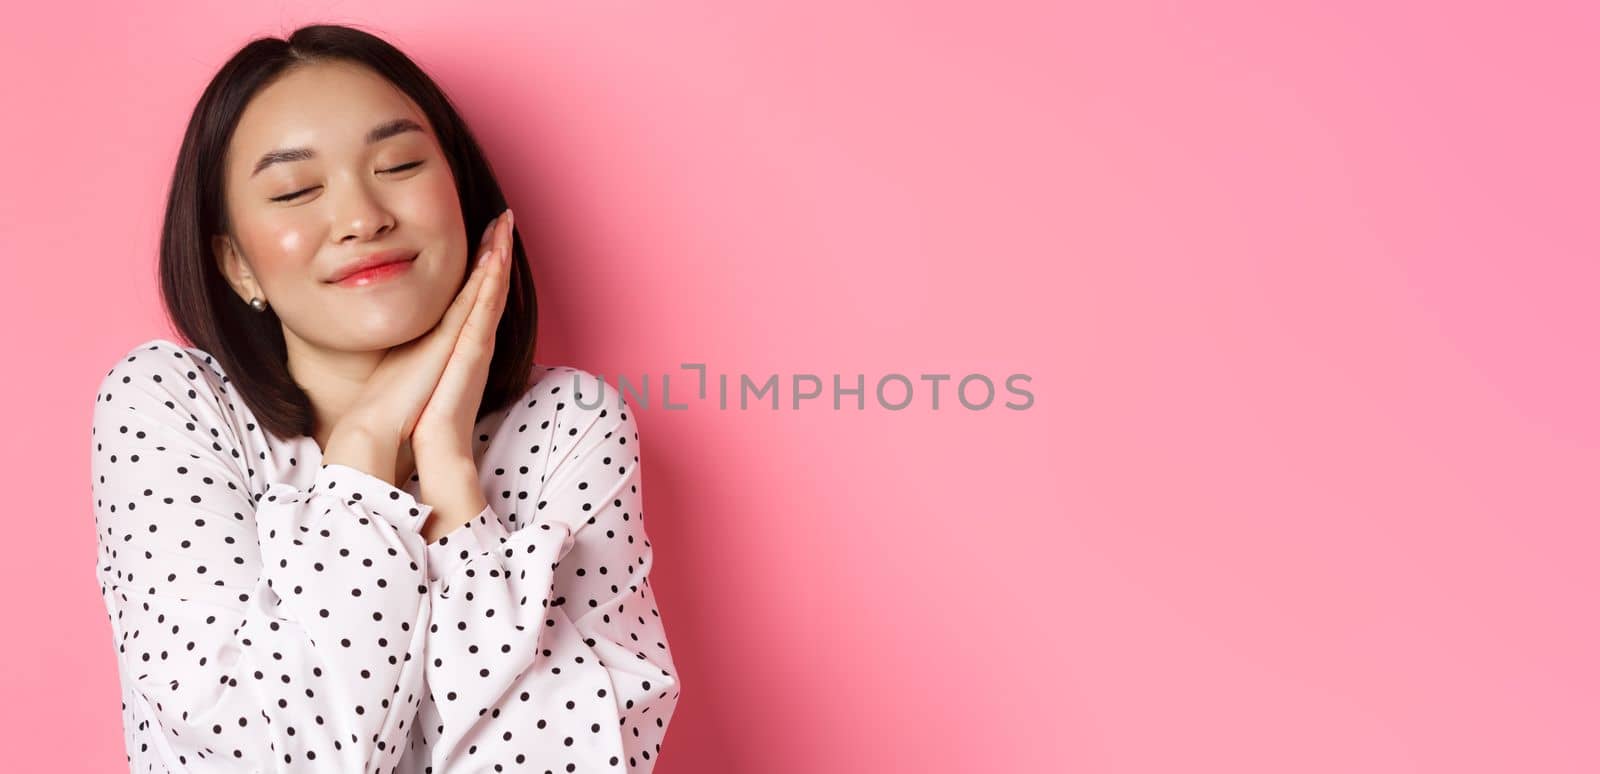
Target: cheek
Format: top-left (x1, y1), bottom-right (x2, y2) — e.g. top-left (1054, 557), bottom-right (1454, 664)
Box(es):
top-left (401, 173), bottom-right (462, 227)
top-left (275, 229), bottom-right (308, 254)
top-left (397, 174), bottom-right (468, 263)
top-left (238, 219), bottom-right (319, 277)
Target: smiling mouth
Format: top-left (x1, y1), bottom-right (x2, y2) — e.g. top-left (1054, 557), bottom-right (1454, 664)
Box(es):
top-left (330, 257), bottom-right (416, 287)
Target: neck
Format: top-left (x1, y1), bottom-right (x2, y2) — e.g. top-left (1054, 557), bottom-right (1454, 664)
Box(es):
top-left (288, 329), bottom-right (411, 484)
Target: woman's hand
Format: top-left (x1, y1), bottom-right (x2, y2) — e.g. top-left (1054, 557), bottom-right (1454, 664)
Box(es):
top-left (410, 208), bottom-right (515, 493)
top-left (339, 210), bottom-right (510, 452)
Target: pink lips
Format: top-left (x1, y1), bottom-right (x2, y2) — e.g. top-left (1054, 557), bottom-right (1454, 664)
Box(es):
top-left (332, 258), bottom-right (414, 287)
top-left (327, 248), bottom-right (418, 282)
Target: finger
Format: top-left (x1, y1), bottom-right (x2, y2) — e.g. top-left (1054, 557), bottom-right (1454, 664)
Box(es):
top-left (492, 209), bottom-right (514, 305)
top-left (494, 209), bottom-right (511, 255)
top-left (466, 215), bottom-right (507, 304)
top-left (443, 253), bottom-right (491, 325)
top-left (478, 210), bottom-right (505, 254)
top-left (428, 244), bottom-right (498, 357)
top-left (459, 243), bottom-right (508, 346)
top-left (427, 211), bottom-right (507, 359)
top-left (501, 210), bottom-right (515, 269)
top-left (491, 209), bottom-right (514, 301)
top-left (462, 221), bottom-right (507, 298)
top-left (433, 213), bottom-right (503, 318)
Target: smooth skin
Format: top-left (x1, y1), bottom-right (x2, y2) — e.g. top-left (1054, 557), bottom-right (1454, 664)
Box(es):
top-left (212, 59), bottom-right (514, 542)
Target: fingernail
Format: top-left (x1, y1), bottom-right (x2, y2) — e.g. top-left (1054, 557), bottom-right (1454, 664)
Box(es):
top-left (479, 249), bottom-right (495, 267)
top-left (507, 208), bottom-right (514, 232)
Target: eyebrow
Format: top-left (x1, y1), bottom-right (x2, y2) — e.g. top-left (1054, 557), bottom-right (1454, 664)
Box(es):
top-left (250, 117), bottom-right (426, 178)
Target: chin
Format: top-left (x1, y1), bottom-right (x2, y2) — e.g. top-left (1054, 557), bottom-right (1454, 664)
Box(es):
top-left (334, 305), bottom-right (436, 351)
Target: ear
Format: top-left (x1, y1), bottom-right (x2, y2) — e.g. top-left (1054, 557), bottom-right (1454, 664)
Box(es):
top-left (212, 233), bottom-right (260, 304)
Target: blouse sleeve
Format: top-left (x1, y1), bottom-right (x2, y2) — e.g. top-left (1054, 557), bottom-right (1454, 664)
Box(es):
top-left (90, 343), bottom-right (433, 772)
top-left (418, 390), bottom-right (682, 772)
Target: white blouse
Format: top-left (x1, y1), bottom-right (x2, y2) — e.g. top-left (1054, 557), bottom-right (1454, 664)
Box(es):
top-left (90, 338), bottom-right (681, 773)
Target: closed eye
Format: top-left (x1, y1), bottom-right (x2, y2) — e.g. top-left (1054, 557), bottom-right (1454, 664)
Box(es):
top-left (269, 161), bottom-right (426, 203)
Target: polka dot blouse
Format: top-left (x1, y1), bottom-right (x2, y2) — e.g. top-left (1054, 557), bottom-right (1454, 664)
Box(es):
top-left (90, 338), bottom-right (681, 773)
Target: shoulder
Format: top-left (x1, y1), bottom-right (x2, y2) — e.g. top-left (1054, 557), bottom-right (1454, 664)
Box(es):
top-left (512, 363), bottom-right (639, 438)
top-left (93, 337), bottom-right (234, 423)
top-left (96, 336), bottom-right (226, 391)
top-left (91, 338), bottom-right (264, 481)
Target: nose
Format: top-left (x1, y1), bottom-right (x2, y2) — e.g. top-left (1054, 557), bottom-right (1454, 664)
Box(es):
top-left (331, 179), bottom-right (395, 243)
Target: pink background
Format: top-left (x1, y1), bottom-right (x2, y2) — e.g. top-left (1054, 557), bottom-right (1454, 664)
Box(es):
top-left (2, 1), bottom-right (1596, 771)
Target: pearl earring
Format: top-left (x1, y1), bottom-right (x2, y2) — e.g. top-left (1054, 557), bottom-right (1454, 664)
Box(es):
top-left (249, 296), bottom-right (268, 312)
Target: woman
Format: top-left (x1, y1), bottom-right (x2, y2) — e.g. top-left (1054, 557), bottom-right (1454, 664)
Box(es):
top-left (89, 24), bottom-right (680, 773)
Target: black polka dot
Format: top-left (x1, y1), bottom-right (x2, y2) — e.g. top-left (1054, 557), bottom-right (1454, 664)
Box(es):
top-left (93, 340), bottom-right (679, 770)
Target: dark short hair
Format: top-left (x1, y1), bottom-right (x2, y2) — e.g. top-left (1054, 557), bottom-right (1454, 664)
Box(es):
top-left (159, 23), bottom-right (538, 444)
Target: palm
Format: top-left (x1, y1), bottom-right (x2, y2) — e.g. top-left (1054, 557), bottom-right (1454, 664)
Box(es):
top-left (411, 337), bottom-right (489, 464)
top-left (407, 208), bottom-right (513, 490)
